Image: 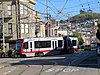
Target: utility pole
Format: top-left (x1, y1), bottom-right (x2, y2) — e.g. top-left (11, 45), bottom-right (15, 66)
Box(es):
top-left (46, 0), bottom-right (50, 37)
top-left (12, 0), bottom-right (20, 38)
top-left (46, 0), bottom-right (49, 20)
top-left (67, 14), bottom-right (71, 37)
top-left (16, 0), bottom-right (20, 38)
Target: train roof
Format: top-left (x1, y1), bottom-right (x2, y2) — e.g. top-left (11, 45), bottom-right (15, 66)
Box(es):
top-left (18, 37), bottom-right (63, 42)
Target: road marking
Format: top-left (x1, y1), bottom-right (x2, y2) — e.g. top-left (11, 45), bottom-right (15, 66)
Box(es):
top-left (45, 68), bottom-right (79, 73)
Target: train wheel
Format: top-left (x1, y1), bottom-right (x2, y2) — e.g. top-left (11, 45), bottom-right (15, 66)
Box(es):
top-left (35, 53), bottom-right (39, 57)
top-left (1, 53), bottom-right (6, 58)
top-left (38, 52), bottom-right (44, 57)
top-left (14, 54), bottom-right (18, 58)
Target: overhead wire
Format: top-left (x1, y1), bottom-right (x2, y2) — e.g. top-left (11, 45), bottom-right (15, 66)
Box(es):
top-left (34, 0), bottom-right (100, 20)
top-left (53, 2), bottom-right (100, 17)
top-left (61, 0), bottom-right (100, 15)
top-left (48, 0), bottom-right (60, 18)
top-left (79, 0), bottom-right (85, 10)
top-left (35, 0), bottom-right (58, 16)
top-left (48, 0), bottom-right (58, 11)
top-left (35, 0), bottom-right (68, 20)
top-left (61, 0), bottom-right (69, 12)
top-left (57, 0), bottom-right (69, 19)
top-left (65, 4), bottom-right (100, 14)
top-left (56, 2), bottom-right (99, 18)
top-left (87, 0), bottom-right (92, 12)
top-left (52, 0), bottom-right (99, 19)
top-left (64, 0), bottom-right (97, 10)
top-left (56, 2), bottom-right (100, 20)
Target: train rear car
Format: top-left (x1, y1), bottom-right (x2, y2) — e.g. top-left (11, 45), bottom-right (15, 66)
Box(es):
top-left (16, 37), bottom-right (64, 57)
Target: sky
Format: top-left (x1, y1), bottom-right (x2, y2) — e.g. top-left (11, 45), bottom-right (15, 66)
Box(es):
top-left (34, 0), bottom-right (100, 20)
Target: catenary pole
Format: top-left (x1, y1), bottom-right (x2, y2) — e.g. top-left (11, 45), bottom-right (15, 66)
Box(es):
top-left (46, 0), bottom-right (50, 37)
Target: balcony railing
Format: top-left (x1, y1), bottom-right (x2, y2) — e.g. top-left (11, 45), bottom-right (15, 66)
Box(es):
top-left (0, 16), bottom-right (12, 22)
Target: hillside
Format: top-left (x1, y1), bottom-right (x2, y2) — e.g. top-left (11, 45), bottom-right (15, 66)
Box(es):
top-left (70, 12), bottom-right (100, 23)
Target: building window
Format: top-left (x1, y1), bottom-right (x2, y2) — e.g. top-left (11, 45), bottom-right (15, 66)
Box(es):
top-left (8, 5), bottom-right (12, 16)
top-left (20, 4), bottom-right (24, 15)
top-left (21, 24), bottom-right (29, 33)
top-left (25, 24), bottom-right (29, 33)
top-left (21, 24), bottom-right (24, 33)
top-left (24, 5), bottom-right (28, 15)
top-left (8, 23), bottom-right (12, 34)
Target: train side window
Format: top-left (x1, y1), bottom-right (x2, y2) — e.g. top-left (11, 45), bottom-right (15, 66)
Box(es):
top-left (35, 41), bottom-right (51, 48)
top-left (58, 40), bottom-right (63, 47)
top-left (24, 42), bottom-right (28, 49)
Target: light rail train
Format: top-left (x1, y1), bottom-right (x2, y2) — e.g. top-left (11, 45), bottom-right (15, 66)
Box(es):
top-left (15, 36), bottom-right (78, 57)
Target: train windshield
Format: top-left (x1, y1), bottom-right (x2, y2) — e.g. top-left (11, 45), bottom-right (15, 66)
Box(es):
top-left (35, 41), bottom-right (51, 48)
top-left (16, 40), bottom-right (22, 50)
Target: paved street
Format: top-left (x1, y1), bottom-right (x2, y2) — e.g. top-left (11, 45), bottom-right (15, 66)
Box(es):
top-left (0, 50), bottom-right (100, 75)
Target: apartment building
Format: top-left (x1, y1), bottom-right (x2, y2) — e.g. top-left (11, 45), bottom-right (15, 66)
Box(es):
top-left (0, 0), bottom-right (45, 51)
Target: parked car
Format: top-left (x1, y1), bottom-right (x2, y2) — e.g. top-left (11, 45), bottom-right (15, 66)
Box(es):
top-left (96, 47), bottom-right (100, 56)
top-left (84, 44), bottom-right (91, 51)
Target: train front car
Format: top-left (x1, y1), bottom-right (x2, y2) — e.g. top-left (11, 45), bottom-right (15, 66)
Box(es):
top-left (16, 37), bottom-right (64, 57)
top-left (16, 38), bottom-right (24, 57)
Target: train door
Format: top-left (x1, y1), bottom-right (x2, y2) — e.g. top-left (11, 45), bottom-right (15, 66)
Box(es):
top-left (29, 41), bottom-right (33, 53)
top-left (28, 41), bottom-right (36, 56)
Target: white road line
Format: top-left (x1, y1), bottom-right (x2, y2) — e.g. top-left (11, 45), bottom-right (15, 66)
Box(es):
top-left (45, 68), bottom-right (79, 73)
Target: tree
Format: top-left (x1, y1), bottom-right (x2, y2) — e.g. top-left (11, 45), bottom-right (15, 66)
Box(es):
top-left (96, 23), bottom-right (100, 40)
top-left (73, 32), bottom-right (84, 45)
top-left (70, 12), bottom-right (100, 23)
